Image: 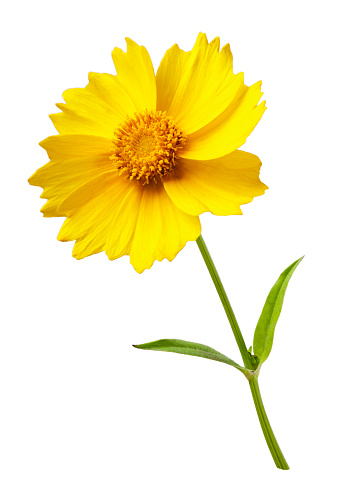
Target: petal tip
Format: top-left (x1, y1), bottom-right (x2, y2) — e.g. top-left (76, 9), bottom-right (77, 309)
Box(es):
top-left (125, 37), bottom-right (139, 50)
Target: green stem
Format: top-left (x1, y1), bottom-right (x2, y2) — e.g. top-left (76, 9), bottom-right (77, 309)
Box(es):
top-left (196, 234), bottom-right (289, 470)
top-left (249, 376), bottom-right (289, 469)
top-left (196, 235), bottom-right (253, 369)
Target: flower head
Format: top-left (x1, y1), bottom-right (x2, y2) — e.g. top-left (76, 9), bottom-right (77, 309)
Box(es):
top-left (29, 33), bottom-right (267, 273)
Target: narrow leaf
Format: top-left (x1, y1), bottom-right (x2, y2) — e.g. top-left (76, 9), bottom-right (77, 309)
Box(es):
top-left (133, 339), bottom-right (247, 375)
top-left (253, 256), bottom-right (304, 364)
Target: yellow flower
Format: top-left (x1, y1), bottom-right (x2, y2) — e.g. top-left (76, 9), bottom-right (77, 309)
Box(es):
top-left (29, 33), bottom-right (267, 273)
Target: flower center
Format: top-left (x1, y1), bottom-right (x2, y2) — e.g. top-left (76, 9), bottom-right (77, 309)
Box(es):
top-left (110, 110), bottom-right (186, 184)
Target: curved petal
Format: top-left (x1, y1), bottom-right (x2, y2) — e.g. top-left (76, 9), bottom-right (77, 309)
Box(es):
top-left (181, 82), bottom-right (266, 160)
top-left (106, 183), bottom-right (201, 273)
top-left (50, 73), bottom-right (137, 137)
top-left (29, 135), bottom-right (114, 217)
top-left (57, 170), bottom-right (119, 216)
top-left (112, 38), bottom-right (156, 112)
top-left (163, 150), bottom-right (268, 216)
top-left (57, 175), bottom-right (133, 259)
top-left (156, 44), bottom-right (190, 112)
top-left (157, 33), bottom-right (244, 135)
top-left (38, 134), bottom-right (113, 160)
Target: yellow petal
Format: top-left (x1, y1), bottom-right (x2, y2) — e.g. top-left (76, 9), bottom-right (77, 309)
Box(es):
top-left (157, 33), bottom-right (243, 135)
top-left (156, 44), bottom-right (190, 113)
top-left (58, 176), bottom-right (133, 261)
top-left (182, 82), bottom-right (266, 160)
top-left (57, 170), bottom-right (119, 216)
top-left (112, 38), bottom-right (156, 112)
top-left (163, 150), bottom-right (268, 216)
top-left (28, 135), bottom-right (113, 217)
top-left (50, 73), bottom-right (136, 137)
top-left (104, 184), bottom-right (142, 261)
top-left (106, 183), bottom-right (201, 273)
top-left (38, 134), bottom-right (113, 160)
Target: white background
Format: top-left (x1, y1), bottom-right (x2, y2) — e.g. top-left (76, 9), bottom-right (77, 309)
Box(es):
top-left (1, 0), bottom-right (357, 480)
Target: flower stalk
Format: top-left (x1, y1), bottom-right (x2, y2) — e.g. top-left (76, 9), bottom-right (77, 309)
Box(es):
top-left (249, 375), bottom-right (289, 469)
top-left (196, 235), bottom-right (289, 470)
top-left (195, 235), bottom-right (254, 370)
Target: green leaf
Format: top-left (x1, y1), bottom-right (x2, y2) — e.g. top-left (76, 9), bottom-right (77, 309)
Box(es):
top-left (253, 256), bottom-right (304, 364)
top-left (133, 339), bottom-right (247, 375)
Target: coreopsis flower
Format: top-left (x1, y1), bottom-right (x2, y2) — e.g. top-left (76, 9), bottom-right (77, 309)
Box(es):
top-left (29, 33), bottom-right (267, 273)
